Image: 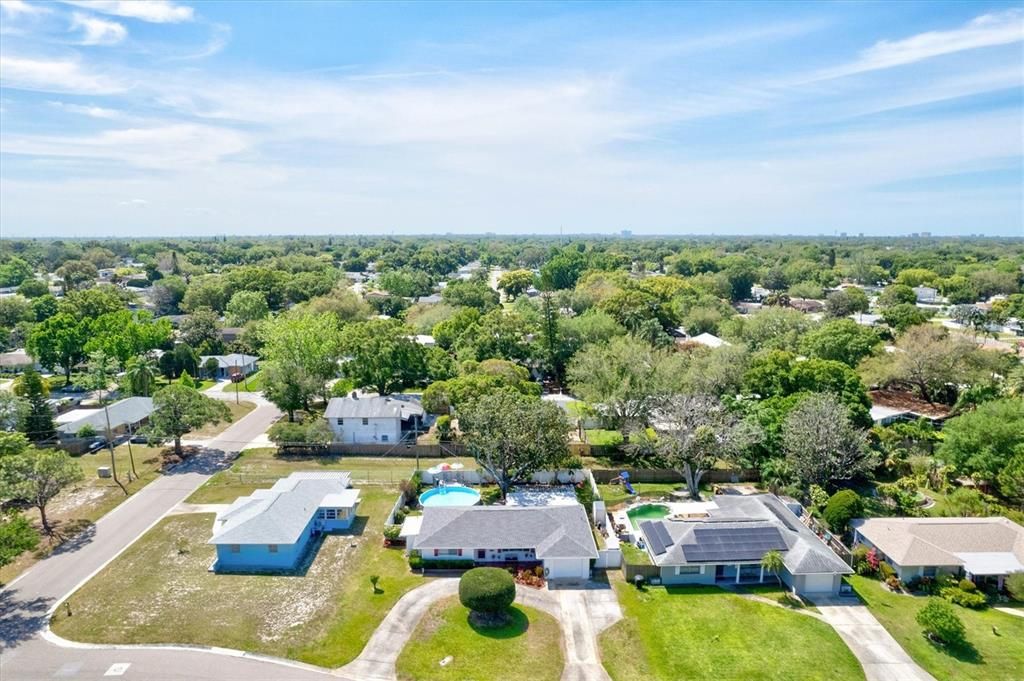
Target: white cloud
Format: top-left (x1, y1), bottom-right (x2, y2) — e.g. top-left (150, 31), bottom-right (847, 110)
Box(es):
top-left (118, 198), bottom-right (147, 206)
top-left (48, 100), bottom-right (124, 118)
top-left (0, 54), bottom-right (125, 94)
top-left (0, 0), bottom-right (49, 17)
top-left (819, 9), bottom-right (1024, 79)
top-left (61, 0), bottom-right (193, 23)
top-left (71, 11), bottom-right (127, 45)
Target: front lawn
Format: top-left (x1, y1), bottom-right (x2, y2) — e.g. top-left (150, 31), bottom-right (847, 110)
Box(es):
top-left (600, 578), bottom-right (864, 681)
top-left (220, 370), bottom-right (264, 393)
top-left (848, 575), bottom-right (1024, 681)
top-left (0, 443), bottom-right (165, 585)
top-left (187, 448), bottom-right (477, 503)
top-left (396, 596), bottom-right (563, 681)
top-left (186, 400), bottom-right (255, 438)
top-left (51, 487), bottom-right (426, 667)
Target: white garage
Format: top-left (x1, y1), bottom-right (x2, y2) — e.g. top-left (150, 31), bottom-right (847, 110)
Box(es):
top-left (544, 557), bottom-right (592, 581)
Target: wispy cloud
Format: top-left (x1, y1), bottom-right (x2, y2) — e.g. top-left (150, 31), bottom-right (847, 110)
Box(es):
top-left (61, 0), bottom-right (194, 23)
top-left (0, 54), bottom-right (125, 94)
top-left (48, 100), bottom-right (124, 118)
top-left (70, 11), bottom-right (127, 45)
top-left (0, 0), bottom-right (48, 17)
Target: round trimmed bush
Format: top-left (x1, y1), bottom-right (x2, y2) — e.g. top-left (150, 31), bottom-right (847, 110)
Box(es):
top-left (823, 489), bottom-right (863, 533)
top-left (916, 598), bottom-right (967, 647)
top-left (459, 567), bottom-right (515, 617)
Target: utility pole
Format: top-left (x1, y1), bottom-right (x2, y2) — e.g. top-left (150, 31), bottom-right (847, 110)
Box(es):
top-left (101, 390), bottom-right (129, 494)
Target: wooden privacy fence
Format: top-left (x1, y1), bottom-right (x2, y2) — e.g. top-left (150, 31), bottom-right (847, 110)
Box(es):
top-left (278, 442), bottom-right (466, 458)
top-left (622, 563), bottom-right (661, 582)
top-left (590, 467), bottom-right (761, 484)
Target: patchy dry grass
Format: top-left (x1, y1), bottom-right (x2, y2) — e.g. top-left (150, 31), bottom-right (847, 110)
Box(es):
top-left (51, 487), bottom-right (425, 667)
top-left (186, 400), bottom-right (255, 439)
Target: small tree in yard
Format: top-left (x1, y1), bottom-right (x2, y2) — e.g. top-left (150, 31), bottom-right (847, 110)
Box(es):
top-left (148, 384), bottom-right (232, 457)
top-left (916, 598), bottom-right (967, 647)
top-left (0, 511), bottom-right (40, 568)
top-left (1007, 572), bottom-right (1024, 602)
top-left (761, 549), bottom-right (785, 586)
top-left (459, 567), bottom-right (516, 626)
top-left (458, 391), bottom-right (569, 500)
top-left (369, 574), bottom-right (380, 593)
top-left (823, 490), bottom-right (864, 534)
top-left (782, 394), bottom-right (876, 488)
top-left (0, 449), bottom-right (84, 536)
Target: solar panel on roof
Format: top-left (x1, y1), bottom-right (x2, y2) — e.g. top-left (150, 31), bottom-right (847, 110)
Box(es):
top-left (682, 526), bottom-right (788, 563)
top-left (639, 520), bottom-right (671, 556)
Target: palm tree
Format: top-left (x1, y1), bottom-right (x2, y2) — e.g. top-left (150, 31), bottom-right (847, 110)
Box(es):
top-left (125, 355), bottom-right (158, 397)
top-left (761, 549), bottom-right (785, 587)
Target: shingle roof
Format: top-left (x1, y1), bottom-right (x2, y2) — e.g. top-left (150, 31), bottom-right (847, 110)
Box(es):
top-left (324, 395), bottom-right (424, 420)
top-left (199, 353), bottom-right (259, 368)
top-left (56, 397), bottom-right (154, 435)
top-left (851, 517), bottom-right (1024, 570)
top-left (638, 494), bottom-right (852, 575)
top-left (209, 471), bottom-right (356, 546)
top-left (414, 504), bottom-right (598, 559)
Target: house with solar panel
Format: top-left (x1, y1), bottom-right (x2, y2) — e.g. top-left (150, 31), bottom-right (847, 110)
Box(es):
top-left (208, 471), bottom-right (360, 572)
top-left (635, 494), bottom-right (852, 595)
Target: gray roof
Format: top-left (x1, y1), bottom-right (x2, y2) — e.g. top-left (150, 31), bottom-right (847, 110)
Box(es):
top-left (638, 494), bottom-right (852, 575)
top-left (325, 395), bottom-right (424, 421)
top-left (57, 397), bottom-right (154, 435)
top-left (209, 472), bottom-right (356, 545)
top-left (415, 504), bottom-right (598, 559)
top-left (199, 353), bottom-right (258, 367)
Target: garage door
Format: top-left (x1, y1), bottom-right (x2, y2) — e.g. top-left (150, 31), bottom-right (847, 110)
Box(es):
top-left (544, 558), bottom-right (587, 580)
top-left (802, 573), bottom-right (836, 593)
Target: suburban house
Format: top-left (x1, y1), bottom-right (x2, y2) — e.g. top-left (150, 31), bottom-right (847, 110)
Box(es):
top-left (851, 516), bottom-right (1024, 588)
top-left (636, 494), bottom-right (853, 595)
top-left (913, 285), bottom-right (939, 303)
top-left (56, 397), bottom-right (155, 440)
top-left (0, 348), bottom-right (41, 373)
top-left (324, 393), bottom-right (425, 444)
top-left (688, 332), bottom-right (730, 348)
top-left (868, 389), bottom-right (952, 426)
top-left (209, 471), bottom-right (360, 572)
top-left (404, 504), bottom-right (598, 581)
top-left (199, 353), bottom-right (259, 379)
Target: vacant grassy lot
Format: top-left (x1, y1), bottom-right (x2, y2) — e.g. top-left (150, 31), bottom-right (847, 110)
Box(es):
top-left (220, 370), bottom-right (264, 393)
top-left (51, 487), bottom-right (425, 667)
top-left (848, 575), bottom-right (1024, 681)
top-left (600, 578), bottom-right (863, 681)
top-left (186, 400), bottom-right (254, 438)
top-left (396, 597), bottom-right (563, 681)
top-left (0, 443), bottom-right (164, 585)
top-left (187, 448), bottom-right (477, 503)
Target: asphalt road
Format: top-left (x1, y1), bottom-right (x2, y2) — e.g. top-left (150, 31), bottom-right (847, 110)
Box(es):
top-left (0, 401), bottom-right (333, 681)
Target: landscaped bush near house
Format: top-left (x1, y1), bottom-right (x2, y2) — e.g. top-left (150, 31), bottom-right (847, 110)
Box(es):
top-left (268, 419), bottom-right (333, 446)
top-left (76, 423), bottom-right (97, 438)
top-left (408, 550), bottom-right (423, 570)
top-left (879, 561), bottom-right (895, 581)
top-left (940, 585), bottom-right (987, 609)
top-left (1008, 572), bottom-right (1024, 601)
top-left (383, 525), bottom-right (401, 541)
top-left (823, 489), bottom-right (863, 534)
top-left (575, 481), bottom-right (594, 506)
top-left (916, 598), bottom-right (968, 647)
top-left (479, 486), bottom-right (501, 505)
top-left (435, 414), bottom-right (452, 441)
top-left (459, 567), bottom-right (516, 624)
top-left (958, 578), bottom-right (977, 592)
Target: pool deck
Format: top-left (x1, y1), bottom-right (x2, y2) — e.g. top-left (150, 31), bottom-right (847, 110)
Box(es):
top-left (613, 499), bottom-right (720, 541)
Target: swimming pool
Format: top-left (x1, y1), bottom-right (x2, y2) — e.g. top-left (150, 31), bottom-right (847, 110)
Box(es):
top-left (626, 503), bottom-right (670, 529)
top-left (419, 485), bottom-right (481, 507)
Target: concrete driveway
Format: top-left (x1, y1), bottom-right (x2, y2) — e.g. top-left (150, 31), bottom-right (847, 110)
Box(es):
top-left (814, 596), bottom-right (936, 681)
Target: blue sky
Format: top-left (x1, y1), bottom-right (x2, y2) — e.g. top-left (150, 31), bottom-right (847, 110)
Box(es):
top-left (0, 0), bottom-right (1021, 237)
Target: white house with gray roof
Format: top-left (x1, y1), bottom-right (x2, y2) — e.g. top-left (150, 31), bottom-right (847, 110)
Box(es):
top-left (324, 393), bottom-right (425, 444)
top-left (405, 504), bottom-right (598, 581)
top-left (209, 471), bottom-right (359, 572)
top-left (636, 494), bottom-right (852, 595)
top-left (56, 397), bottom-right (154, 439)
top-left (199, 353), bottom-right (259, 379)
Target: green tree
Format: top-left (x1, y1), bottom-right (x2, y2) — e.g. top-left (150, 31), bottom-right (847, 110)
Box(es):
top-left (17, 278), bottom-right (50, 299)
top-left (455, 309), bottom-right (536, 363)
top-left (459, 567), bottom-right (516, 623)
top-left (17, 369), bottom-right (55, 441)
top-left (877, 284), bottom-right (918, 308)
top-left (0, 511), bottom-right (40, 569)
top-left (938, 398), bottom-right (1024, 485)
top-left (0, 257), bottom-right (34, 287)
top-left (0, 449), bottom-right (84, 535)
top-left (824, 288), bottom-right (869, 318)
top-left (0, 431), bottom-right (30, 457)
top-left (652, 394), bottom-right (759, 499)
top-left (459, 391), bottom-right (569, 500)
top-left (441, 279), bottom-right (500, 311)
top-left (0, 390), bottom-right (27, 431)
top-left (179, 307), bottom-right (222, 354)
top-left (916, 599), bottom-right (966, 647)
top-left (148, 384), bottom-right (232, 457)
top-left (422, 360), bottom-right (540, 414)
top-left (55, 259), bottom-right (98, 292)
top-left (823, 489), bottom-right (864, 533)
top-left (262, 361), bottom-right (321, 421)
top-left (26, 312), bottom-right (88, 385)
top-left (125, 355), bottom-right (158, 396)
top-left (997, 451), bottom-right (1024, 506)
top-left (782, 394), bottom-right (875, 487)
top-left (263, 312), bottom-right (342, 400)
top-left (225, 290), bottom-right (270, 326)
top-left (497, 269), bottom-right (535, 300)
top-left (761, 549), bottom-right (785, 586)
top-left (432, 307), bottom-right (480, 350)
top-left (539, 250), bottom-right (586, 290)
top-left (799, 319), bottom-right (880, 368)
top-left (338, 319), bottom-right (427, 395)
top-left (882, 304), bottom-right (931, 333)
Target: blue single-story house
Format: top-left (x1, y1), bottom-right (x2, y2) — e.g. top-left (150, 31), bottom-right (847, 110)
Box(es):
top-left (209, 471), bottom-right (360, 572)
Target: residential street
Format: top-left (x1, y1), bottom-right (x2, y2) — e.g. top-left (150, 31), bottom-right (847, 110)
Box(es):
top-left (0, 401), bottom-right (330, 681)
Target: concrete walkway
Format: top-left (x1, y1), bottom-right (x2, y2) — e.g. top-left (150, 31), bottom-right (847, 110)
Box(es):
top-left (815, 596), bottom-right (936, 681)
top-left (995, 607), bottom-right (1024, 619)
top-left (167, 502), bottom-right (230, 515)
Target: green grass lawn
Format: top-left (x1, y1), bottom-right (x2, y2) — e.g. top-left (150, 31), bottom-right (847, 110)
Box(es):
top-left (187, 448), bottom-right (478, 503)
top-left (619, 542), bottom-right (651, 565)
top-left (220, 370), bottom-right (264, 393)
top-left (597, 482), bottom-right (684, 508)
top-left (848, 576), bottom-right (1024, 681)
top-left (185, 400), bottom-right (255, 439)
top-left (585, 429), bottom-right (625, 446)
top-left (51, 487), bottom-right (426, 667)
top-left (741, 583), bottom-right (819, 613)
top-left (0, 443), bottom-right (165, 585)
top-left (396, 596), bottom-right (563, 681)
top-left (600, 578), bottom-right (864, 681)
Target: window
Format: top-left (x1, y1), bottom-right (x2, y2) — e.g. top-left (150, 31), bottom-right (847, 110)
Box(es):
top-left (675, 566), bottom-right (700, 575)
top-left (336, 418), bottom-right (343, 425)
top-left (381, 434), bottom-right (389, 442)
top-left (317, 509), bottom-right (326, 519)
top-left (339, 508), bottom-right (349, 519)
top-left (229, 544), bottom-right (240, 553)
top-left (435, 549), bottom-right (460, 557)
top-left (325, 509), bottom-right (337, 520)
top-left (477, 549), bottom-right (486, 559)
top-left (268, 544), bottom-right (278, 553)
top-left (923, 567), bottom-right (937, 578)
top-left (362, 418), bottom-right (369, 425)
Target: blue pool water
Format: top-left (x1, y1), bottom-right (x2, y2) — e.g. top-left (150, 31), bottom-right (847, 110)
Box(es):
top-left (419, 485), bottom-right (482, 507)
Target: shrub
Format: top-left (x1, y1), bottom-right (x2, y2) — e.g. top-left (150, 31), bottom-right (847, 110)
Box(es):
top-left (1008, 572), bottom-right (1024, 601)
top-left (940, 586), bottom-right (987, 609)
top-left (886, 575), bottom-right (902, 590)
top-left (958, 578), bottom-right (977, 592)
top-left (459, 567), bottom-right (516, 615)
top-left (916, 598), bottom-right (967, 647)
top-left (808, 484), bottom-right (829, 512)
top-left (76, 423), bottom-right (97, 438)
top-left (393, 508), bottom-right (406, 525)
top-left (575, 482), bottom-right (594, 506)
top-left (383, 525), bottom-right (401, 541)
top-left (479, 486), bottom-right (501, 505)
top-left (408, 551), bottom-right (423, 570)
top-left (823, 489), bottom-right (863, 533)
top-left (879, 561), bottom-right (895, 580)
top-left (435, 414), bottom-right (452, 441)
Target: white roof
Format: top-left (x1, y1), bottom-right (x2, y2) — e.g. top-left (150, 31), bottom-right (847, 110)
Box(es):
top-left (399, 515), bottom-right (423, 538)
top-left (690, 333), bottom-right (730, 348)
top-left (321, 490), bottom-right (360, 508)
top-left (870, 405), bottom-right (910, 422)
top-left (955, 552), bottom-right (1024, 576)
